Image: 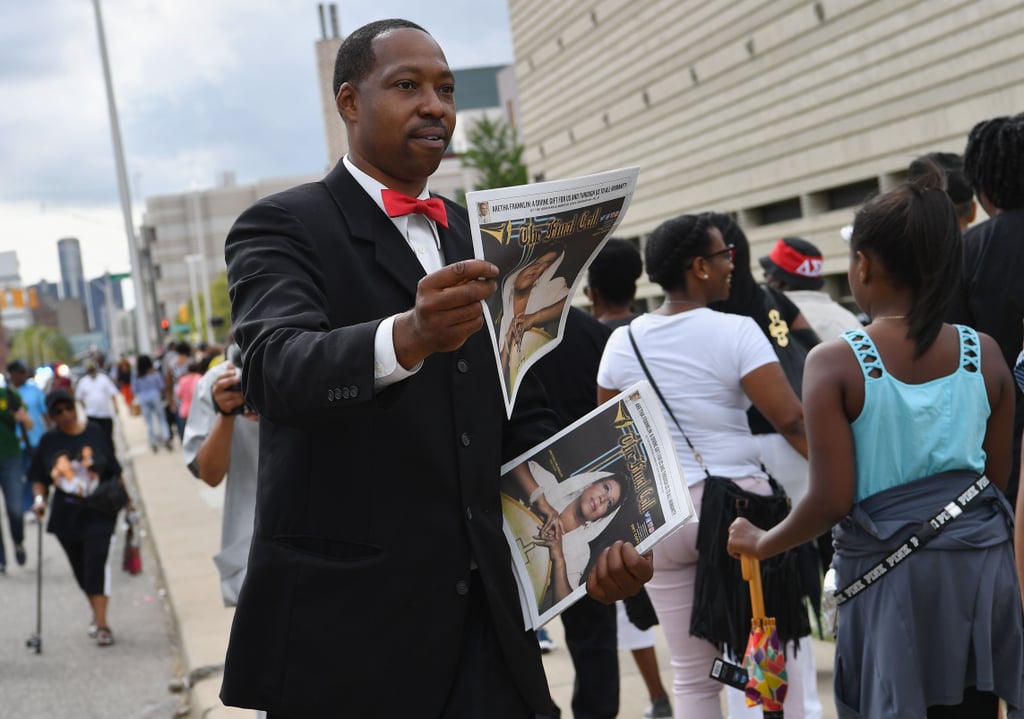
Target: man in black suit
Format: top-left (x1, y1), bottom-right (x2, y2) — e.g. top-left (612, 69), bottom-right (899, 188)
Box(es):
top-left (221, 18), bottom-right (651, 718)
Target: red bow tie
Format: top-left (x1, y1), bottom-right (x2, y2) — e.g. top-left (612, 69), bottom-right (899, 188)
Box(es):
top-left (381, 189), bottom-right (448, 228)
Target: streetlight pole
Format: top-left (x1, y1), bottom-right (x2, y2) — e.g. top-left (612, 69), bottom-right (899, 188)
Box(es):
top-left (90, 0), bottom-right (152, 355)
top-left (184, 254), bottom-right (202, 345)
top-left (190, 192), bottom-right (215, 345)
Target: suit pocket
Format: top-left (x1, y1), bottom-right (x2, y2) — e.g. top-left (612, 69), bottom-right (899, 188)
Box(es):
top-left (272, 534), bottom-right (384, 564)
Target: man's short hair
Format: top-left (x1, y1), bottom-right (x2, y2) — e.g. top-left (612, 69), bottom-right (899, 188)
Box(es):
top-left (587, 238), bottom-right (642, 305)
top-left (332, 19), bottom-right (428, 97)
top-left (6, 359), bottom-right (27, 374)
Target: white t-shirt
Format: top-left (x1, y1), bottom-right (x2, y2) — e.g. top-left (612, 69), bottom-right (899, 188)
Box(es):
top-left (784, 289), bottom-right (863, 340)
top-left (75, 373), bottom-right (119, 418)
top-left (597, 308), bottom-right (777, 485)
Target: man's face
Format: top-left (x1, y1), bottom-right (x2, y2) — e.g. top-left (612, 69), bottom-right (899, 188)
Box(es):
top-left (338, 28), bottom-right (455, 196)
top-left (8, 369), bottom-right (26, 386)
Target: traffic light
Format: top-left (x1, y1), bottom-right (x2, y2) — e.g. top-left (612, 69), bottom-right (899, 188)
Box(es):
top-left (161, 318), bottom-right (170, 333)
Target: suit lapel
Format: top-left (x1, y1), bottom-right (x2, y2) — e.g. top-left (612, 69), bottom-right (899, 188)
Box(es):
top-left (437, 197), bottom-right (473, 264)
top-left (323, 162), bottom-right (424, 297)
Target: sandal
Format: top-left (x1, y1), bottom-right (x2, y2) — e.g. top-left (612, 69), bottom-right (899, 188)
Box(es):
top-left (95, 626), bottom-right (114, 647)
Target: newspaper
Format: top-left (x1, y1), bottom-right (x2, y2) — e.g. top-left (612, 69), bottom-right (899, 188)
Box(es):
top-left (467, 167), bottom-right (639, 417)
top-left (499, 380), bottom-right (693, 630)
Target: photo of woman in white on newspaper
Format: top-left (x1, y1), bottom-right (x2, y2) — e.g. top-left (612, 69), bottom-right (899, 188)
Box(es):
top-left (500, 392), bottom-right (671, 620)
top-left (507, 460), bottom-right (633, 608)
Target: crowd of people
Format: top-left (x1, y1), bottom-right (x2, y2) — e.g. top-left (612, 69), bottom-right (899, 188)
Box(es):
top-left (0, 15), bottom-right (1021, 719)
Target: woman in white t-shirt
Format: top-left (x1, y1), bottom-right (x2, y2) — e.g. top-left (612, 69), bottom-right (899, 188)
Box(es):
top-left (597, 213), bottom-right (808, 719)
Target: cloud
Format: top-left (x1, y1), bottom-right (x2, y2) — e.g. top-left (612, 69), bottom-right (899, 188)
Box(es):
top-left (0, 0), bottom-right (514, 285)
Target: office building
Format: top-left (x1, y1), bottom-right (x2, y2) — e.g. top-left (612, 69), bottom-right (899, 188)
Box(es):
top-left (507, 0), bottom-right (1024, 303)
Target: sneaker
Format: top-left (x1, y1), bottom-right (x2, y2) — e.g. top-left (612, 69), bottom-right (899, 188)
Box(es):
top-left (537, 628), bottom-right (556, 654)
top-left (95, 626), bottom-right (114, 647)
top-left (15, 544), bottom-right (26, 566)
top-left (165, 439), bottom-right (174, 451)
top-left (87, 621), bottom-right (98, 637)
top-left (0, 563), bottom-right (5, 575)
top-left (643, 697), bottom-right (672, 718)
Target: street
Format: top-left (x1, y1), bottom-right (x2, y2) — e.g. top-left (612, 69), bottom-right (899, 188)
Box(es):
top-left (0, 422), bottom-right (185, 719)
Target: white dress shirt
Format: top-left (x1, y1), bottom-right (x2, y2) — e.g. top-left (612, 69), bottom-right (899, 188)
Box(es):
top-left (342, 156), bottom-right (446, 389)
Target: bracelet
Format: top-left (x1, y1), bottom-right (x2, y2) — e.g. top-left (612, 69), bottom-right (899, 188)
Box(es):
top-left (529, 487), bottom-right (545, 505)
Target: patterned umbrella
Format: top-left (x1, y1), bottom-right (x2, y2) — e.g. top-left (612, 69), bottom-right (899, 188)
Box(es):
top-left (741, 556), bottom-right (788, 717)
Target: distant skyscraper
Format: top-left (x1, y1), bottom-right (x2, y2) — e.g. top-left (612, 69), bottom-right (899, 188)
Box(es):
top-left (58, 237), bottom-right (86, 301)
top-left (57, 236), bottom-right (96, 330)
top-left (87, 275), bottom-right (125, 340)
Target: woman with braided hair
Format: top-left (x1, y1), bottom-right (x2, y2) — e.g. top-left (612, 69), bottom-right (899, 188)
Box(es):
top-left (597, 212), bottom-right (810, 718)
top-left (949, 112), bottom-right (1024, 504)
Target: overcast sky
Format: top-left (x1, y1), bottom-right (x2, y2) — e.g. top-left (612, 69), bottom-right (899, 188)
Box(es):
top-left (0, 0), bottom-right (515, 288)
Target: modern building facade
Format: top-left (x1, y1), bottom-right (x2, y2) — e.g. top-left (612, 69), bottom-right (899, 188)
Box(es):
top-left (57, 237), bottom-right (87, 302)
top-left (140, 173), bottom-right (321, 332)
top-left (506, 0), bottom-right (1024, 304)
top-left (0, 251), bottom-right (32, 332)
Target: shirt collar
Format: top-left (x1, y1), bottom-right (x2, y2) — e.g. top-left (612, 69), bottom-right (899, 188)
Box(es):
top-left (343, 155), bottom-right (431, 211)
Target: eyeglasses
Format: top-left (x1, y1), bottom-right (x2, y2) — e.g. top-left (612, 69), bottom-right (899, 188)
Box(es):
top-left (703, 244), bottom-right (736, 263)
top-left (687, 243), bottom-right (735, 269)
top-left (50, 404), bottom-right (76, 416)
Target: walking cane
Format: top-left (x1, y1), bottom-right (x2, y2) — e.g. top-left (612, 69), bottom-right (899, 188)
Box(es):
top-left (26, 518), bottom-right (42, 655)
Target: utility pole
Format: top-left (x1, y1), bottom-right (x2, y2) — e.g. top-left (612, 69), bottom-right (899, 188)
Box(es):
top-left (91, 0), bottom-right (152, 354)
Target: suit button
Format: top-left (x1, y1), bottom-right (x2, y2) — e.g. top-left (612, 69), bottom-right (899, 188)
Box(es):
top-left (327, 389), bottom-right (335, 401)
top-left (466, 507), bottom-right (473, 521)
top-left (460, 433), bottom-right (471, 447)
top-left (457, 359), bottom-right (469, 373)
top-left (342, 387), bottom-right (350, 399)
top-left (455, 580), bottom-right (469, 596)
top-left (349, 385), bottom-right (359, 398)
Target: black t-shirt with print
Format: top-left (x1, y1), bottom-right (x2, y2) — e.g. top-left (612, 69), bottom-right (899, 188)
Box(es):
top-left (28, 421), bottom-right (122, 540)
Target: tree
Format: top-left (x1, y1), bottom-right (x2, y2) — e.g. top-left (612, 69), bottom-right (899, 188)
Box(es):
top-left (183, 271), bottom-right (232, 345)
top-left (10, 325), bottom-right (73, 368)
top-left (460, 115), bottom-right (528, 191)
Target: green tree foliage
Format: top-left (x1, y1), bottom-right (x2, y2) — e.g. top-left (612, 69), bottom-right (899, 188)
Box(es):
top-left (10, 325), bottom-right (73, 368)
top-left (460, 115), bottom-right (528, 191)
top-left (179, 271), bottom-right (232, 344)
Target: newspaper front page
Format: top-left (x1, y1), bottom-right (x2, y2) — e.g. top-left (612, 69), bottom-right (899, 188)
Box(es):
top-left (499, 380), bottom-right (693, 629)
top-left (467, 167), bottom-right (639, 417)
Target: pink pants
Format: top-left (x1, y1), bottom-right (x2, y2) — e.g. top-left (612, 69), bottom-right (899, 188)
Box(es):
top-left (645, 477), bottom-right (808, 719)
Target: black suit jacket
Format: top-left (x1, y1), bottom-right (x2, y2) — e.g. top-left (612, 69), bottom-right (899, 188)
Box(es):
top-left (221, 162), bottom-right (557, 716)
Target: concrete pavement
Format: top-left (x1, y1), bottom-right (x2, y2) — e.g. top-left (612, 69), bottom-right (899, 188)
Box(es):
top-left (119, 406), bottom-right (837, 718)
top-left (0, 411), bottom-right (183, 718)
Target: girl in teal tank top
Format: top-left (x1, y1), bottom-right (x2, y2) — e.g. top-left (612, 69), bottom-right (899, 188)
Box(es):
top-left (727, 161), bottom-right (1021, 717)
top-left (843, 324), bottom-right (989, 502)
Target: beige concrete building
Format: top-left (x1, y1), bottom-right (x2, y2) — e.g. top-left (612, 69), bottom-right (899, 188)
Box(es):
top-left (140, 173), bottom-right (321, 329)
top-left (507, 0), bottom-right (1024, 305)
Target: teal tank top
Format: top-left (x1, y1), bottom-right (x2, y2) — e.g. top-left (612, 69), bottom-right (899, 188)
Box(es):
top-left (843, 325), bottom-right (989, 502)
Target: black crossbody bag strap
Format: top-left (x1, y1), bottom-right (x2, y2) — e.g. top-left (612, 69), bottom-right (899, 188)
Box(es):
top-left (834, 474), bottom-right (991, 605)
top-left (627, 326), bottom-right (712, 480)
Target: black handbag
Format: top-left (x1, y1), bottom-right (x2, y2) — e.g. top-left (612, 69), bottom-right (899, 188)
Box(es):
top-left (627, 326), bottom-right (811, 658)
top-left (85, 478), bottom-right (130, 518)
top-left (690, 475), bottom-right (811, 657)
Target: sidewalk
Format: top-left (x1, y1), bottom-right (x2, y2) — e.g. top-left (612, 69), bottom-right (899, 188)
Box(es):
top-left (122, 409), bottom-right (836, 718)
top-left (122, 410), bottom-right (249, 718)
